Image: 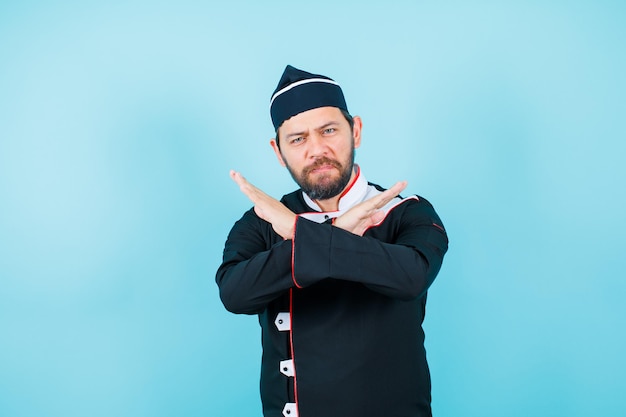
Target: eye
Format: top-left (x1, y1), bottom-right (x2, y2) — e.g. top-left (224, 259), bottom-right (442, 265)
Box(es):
top-left (290, 136), bottom-right (305, 145)
top-left (323, 127), bottom-right (336, 135)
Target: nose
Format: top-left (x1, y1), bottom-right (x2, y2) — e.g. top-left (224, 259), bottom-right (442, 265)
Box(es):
top-left (307, 133), bottom-right (328, 159)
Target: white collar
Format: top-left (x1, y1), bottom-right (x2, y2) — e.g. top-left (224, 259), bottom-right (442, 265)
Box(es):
top-left (302, 165), bottom-right (369, 213)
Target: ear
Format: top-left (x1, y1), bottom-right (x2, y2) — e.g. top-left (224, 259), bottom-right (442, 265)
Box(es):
top-left (270, 138), bottom-right (287, 167)
top-left (352, 116), bottom-right (363, 149)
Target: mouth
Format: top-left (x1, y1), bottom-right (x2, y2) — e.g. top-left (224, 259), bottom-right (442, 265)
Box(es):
top-left (304, 158), bottom-right (342, 176)
top-left (309, 164), bottom-right (336, 174)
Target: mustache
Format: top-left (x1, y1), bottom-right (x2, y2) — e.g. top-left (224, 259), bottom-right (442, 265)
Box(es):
top-left (303, 157), bottom-right (342, 175)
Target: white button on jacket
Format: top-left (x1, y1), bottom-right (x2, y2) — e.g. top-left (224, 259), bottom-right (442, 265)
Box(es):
top-left (275, 312), bottom-right (291, 331)
top-left (279, 359), bottom-right (294, 377)
top-left (282, 402), bottom-right (298, 417)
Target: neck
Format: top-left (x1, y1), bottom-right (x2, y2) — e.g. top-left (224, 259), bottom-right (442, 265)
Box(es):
top-left (314, 197), bottom-right (340, 212)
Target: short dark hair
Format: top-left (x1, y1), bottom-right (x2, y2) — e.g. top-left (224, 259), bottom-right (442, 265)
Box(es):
top-left (275, 109), bottom-right (354, 150)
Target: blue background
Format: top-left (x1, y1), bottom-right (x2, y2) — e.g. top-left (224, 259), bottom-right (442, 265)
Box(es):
top-left (1, 1), bottom-right (624, 416)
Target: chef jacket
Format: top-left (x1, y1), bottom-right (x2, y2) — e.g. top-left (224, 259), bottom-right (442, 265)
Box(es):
top-left (216, 168), bottom-right (448, 417)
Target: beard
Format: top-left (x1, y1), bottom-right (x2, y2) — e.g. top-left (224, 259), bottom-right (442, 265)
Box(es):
top-left (284, 147), bottom-right (355, 201)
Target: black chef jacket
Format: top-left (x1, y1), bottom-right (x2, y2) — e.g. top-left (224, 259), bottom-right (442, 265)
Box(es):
top-left (216, 168), bottom-right (448, 417)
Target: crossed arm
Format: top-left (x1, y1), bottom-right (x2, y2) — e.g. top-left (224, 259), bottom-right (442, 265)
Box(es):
top-left (217, 170), bottom-right (447, 314)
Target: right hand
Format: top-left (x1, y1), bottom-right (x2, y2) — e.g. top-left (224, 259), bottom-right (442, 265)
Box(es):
top-left (230, 170), bottom-right (297, 240)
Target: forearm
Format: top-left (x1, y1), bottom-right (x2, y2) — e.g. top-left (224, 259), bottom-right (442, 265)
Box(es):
top-left (217, 240), bottom-right (294, 314)
top-left (292, 213), bottom-right (447, 300)
top-left (216, 210), bottom-right (296, 314)
top-left (326, 228), bottom-right (440, 299)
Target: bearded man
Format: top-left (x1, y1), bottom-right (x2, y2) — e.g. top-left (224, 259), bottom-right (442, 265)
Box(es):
top-left (216, 65), bottom-right (449, 417)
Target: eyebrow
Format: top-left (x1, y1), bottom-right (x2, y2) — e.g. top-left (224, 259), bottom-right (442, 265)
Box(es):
top-left (284, 120), bottom-right (341, 140)
top-left (285, 130), bottom-right (307, 140)
top-left (317, 121), bottom-right (340, 131)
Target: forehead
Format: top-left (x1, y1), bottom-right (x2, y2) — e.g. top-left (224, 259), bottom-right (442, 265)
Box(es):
top-left (279, 106), bottom-right (346, 134)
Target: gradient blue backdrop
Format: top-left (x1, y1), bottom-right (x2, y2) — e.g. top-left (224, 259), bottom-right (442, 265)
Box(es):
top-left (1, 1), bottom-right (624, 416)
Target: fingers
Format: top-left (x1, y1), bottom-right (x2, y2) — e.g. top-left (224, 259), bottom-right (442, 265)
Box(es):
top-left (230, 170), bottom-right (264, 203)
top-left (370, 180), bottom-right (408, 210)
top-left (230, 170), bottom-right (296, 238)
top-left (230, 170), bottom-right (249, 189)
top-left (370, 210), bottom-right (387, 225)
top-left (389, 180), bottom-right (408, 196)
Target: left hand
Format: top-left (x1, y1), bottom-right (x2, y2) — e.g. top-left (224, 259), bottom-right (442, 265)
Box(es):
top-left (230, 170), bottom-right (297, 240)
top-left (333, 180), bottom-right (407, 236)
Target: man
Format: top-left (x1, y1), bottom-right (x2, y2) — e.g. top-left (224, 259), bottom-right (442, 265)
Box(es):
top-left (216, 65), bottom-right (448, 417)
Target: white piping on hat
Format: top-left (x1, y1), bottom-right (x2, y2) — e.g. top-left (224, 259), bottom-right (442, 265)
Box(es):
top-left (270, 78), bottom-right (340, 108)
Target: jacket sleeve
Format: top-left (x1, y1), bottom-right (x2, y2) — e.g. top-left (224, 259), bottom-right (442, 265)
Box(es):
top-left (291, 197), bottom-right (449, 300)
top-left (215, 209), bottom-right (295, 315)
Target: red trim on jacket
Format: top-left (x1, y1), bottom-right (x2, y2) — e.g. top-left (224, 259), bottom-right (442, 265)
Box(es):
top-left (337, 165), bottom-right (361, 201)
top-left (291, 217), bottom-right (303, 289)
top-left (289, 289), bottom-right (300, 413)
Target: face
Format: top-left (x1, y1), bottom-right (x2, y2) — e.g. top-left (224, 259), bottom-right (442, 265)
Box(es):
top-left (271, 106), bottom-right (362, 201)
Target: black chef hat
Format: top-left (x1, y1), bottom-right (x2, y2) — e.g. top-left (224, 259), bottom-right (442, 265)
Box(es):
top-left (270, 65), bottom-right (349, 130)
